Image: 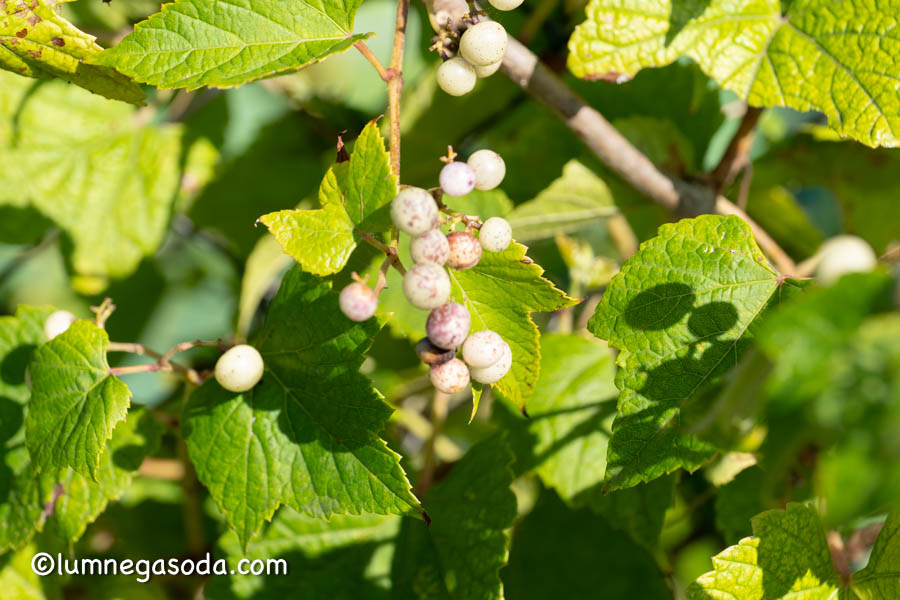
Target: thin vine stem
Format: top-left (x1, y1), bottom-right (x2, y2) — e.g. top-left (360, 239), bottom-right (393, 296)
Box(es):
top-left (388, 0), bottom-right (410, 178)
top-left (106, 340), bottom-right (215, 385)
top-left (354, 41), bottom-right (393, 82)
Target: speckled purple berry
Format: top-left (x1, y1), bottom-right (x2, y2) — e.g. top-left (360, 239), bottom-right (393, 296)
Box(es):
top-left (416, 337), bottom-right (456, 366)
top-left (426, 302), bottom-right (471, 349)
top-left (446, 232), bottom-right (482, 270)
top-left (430, 357), bottom-right (471, 394)
top-left (403, 262), bottom-right (451, 310)
top-left (339, 282), bottom-right (378, 321)
top-left (410, 229), bottom-right (450, 265)
top-left (439, 161), bottom-right (476, 197)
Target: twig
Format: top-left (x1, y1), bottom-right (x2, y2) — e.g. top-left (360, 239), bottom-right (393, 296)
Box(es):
top-left (827, 531), bottom-right (851, 584)
top-left (138, 457), bottom-right (185, 481)
top-left (91, 298), bottom-right (116, 329)
top-left (737, 161), bottom-right (754, 210)
top-left (388, 0), bottom-right (411, 177)
top-left (107, 340), bottom-right (209, 385)
top-left (710, 106), bottom-right (763, 193)
top-left (358, 231), bottom-right (407, 274)
top-left (355, 41), bottom-right (393, 82)
top-left (499, 37), bottom-right (796, 275)
top-left (375, 255), bottom-right (393, 295)
top-left (433, 188), bottom-right (482, 229)
top-left (417, 390), bottom-right (450, 495)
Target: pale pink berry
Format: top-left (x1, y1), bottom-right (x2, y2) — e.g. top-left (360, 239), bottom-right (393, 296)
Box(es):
top-left (446, 232), bottom-right (482, 270)
top-left (479, 217), bottom-right (512, 252)
top-left (462, 330), bottom-right (505, 368)
top-left (416, 337), bottom-right (456, 366)
top-left (339, 282), bottom-right (378, 321)
top-left (469, 340), bottom-right (512, 384)
top-left (439, 162), bottom-right (476, 197)
top-left (410, 229), bottom-right (450, 265)
top-left (403, 263), bottom-right (451, 310)
top-left (391, 187), bottom-right (439, 236)
top-left (430, 357), bottom-right (470, 394)
top-left (426, 302), bottom-right (471, 349)
top-left (467, 149), bottom-right (506, 191)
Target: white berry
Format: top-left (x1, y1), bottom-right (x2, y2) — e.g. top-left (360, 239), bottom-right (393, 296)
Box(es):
top-left (391, 187), bottom-right (439, 236)
top-left (474, 60), bottom-right (502, 78)
top-left (44, 310), bottom-right (76, 341)
top-left (447, 232), bottom-right (482, 270)
top-left (467, 149), bottom-right (506, 190)
top-left (339, 282), bottom-right (378, 322)
top-left (215, 344), bottom-right (264, 393)
top-left (427, 302), bottom-right (471, 349)
top-left (479, 217), bottom-right (512, 253)
top-left (816, 235), bottom-right (878, 285)
top-left (439, 161), bottom-right (476, 197)
top-left (489, 0), bottom-right (524, 10)
top-left (461, 329), bottom-right (505, 368)
top-left (469, 340), bottom-right (512, 384)
top-left (430, 357), bottom-right (470, 394)
top-left (459, 22), bottom-right (508, 67)
top-left (403, 263), bottom-right (451, 310)
top-left (436, 57), bottom-right (477, 96)
top-left (410, 229), bottom-right (450, 265)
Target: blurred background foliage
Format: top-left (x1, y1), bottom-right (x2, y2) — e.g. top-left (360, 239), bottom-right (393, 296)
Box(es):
top-left (1, 0), bottom-right (898, 598)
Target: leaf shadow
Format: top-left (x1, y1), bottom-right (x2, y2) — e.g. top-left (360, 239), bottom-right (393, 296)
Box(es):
top-left (665, 0), bottom-right (713, 46)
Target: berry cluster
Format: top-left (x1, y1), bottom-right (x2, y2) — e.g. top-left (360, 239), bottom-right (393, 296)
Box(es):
top-left (339, 147), bottom-right (515, 394)
top-left (434, 5), bottom-right (521, 97)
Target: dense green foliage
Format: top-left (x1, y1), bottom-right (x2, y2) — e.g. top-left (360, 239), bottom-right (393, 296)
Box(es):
top-left (0, 0), bottom-right (898, 598)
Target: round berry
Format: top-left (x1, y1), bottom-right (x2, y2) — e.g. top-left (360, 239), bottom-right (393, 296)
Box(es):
top-left (44, 310), bottom-right (76, 341)
top-left (426, 302), bottom-right (471, 349)
top-left (339, 282), bottom-right (378, 322)
top-left (403, 262), bottom-right (451, 310)
top-left (391, 187), bottom-right (439, 236)
top-left (461, 329), bottom-right (505, 368)
top-left (430, 357), bottom-right (470, 394)
top-left (469, 340), bottom-right (512, 384)
top-left (479, 217), bottom-right (512, 253)
top-left (488, 0), bottom-right (524, 10)
top-left (474, 60), bottom-right (503, 78)
top-left (410, 229), bottom-right (450, 265)
top-left (215, 344), bottom-right (264, 393)
top-left (446, 232), bottom-right (482, 270)
top-left (467, 149), bottom-right (506, 190)
top-left (816, 235), bottom-right (878, 285)
top-left (459, 22), bottom-right (508, 67)
top-left (416, 337), bottom-right (456, 366)
top-left (439, 161), bottom-right (476, 197)
top-left (436, 57), bottom-right (477, 96)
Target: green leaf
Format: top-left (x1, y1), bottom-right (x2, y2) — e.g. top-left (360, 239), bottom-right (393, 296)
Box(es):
top-left (51, 407), bottom-right (161, 543)
top-left (92, 0), bottom-right (373, 90)
top-left (391, 435), bottom-right (516, 600)
top-left (209, 507), bottom-right (399, 599)
top-left (506, 160), bottom-right (616, 242)
top-left (260, 122), bottom-right (397, 276)
top-left (449, 242), bottom-right (577, 410)
top-left (183, 266), bottom-right (421, 548)
top-left (503, 490), bottom-right (669, 599)
top-left (690, 504), bottom-right (859, 599)
top-left (568, 0), bottom-right (900, 147)
top-left (25, 320), bottom-right (131, 479)
top-left (0, 306), bottom-right (53, 552)
top-left (0, 541), bottom-right (61, 600)
top-left (588, 215), bottom-right (796, 490)
top-left (0, 73), bottom-right (184, 284)
top-left (855, 510), bottom-right (900, 599)
top-left (0, 0), bottom-right (144, 104)
top-left (497, 334), bottom-right (674, 548)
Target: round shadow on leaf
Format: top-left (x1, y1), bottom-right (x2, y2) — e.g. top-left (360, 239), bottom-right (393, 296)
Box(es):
top-left (623, 282), bottom-right (695, 330)
top-left (687, 301), bottom-right (739, 339)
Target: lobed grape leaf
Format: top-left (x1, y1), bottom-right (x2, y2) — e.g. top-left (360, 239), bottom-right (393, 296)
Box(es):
top-left (260, 121), bottom-right (397, 276)
top-left (503, 490), bottom-right (669, 599)
top-left (854, 510), bottom-right (900, 599)
top-left (391, 435), bottom-right (516, 600)
top-left (568, 0), bottom-right (900, 147)
top-left (0, 73), bottom-right (184, 286)
top-left (689, 504), bottom-right (841, 599)
top-left (448, 242), bottom-right (577, 410)
top-left (183, 266), bottom-right (421, 548)
top-left (0, 0), bottom-right (144, 104)
top-left (25, 320), bottom-right (131, 479)
top-left (588, 215), bottom-right (799, 490)
top-left (209, 507), bottom-right (400, 599)
top-left (92, 0), bottom-right (373, 90)
top-left (498, 334), bottom-right (675, 548)
top-left (506, 160), bottom-right (617, 242)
